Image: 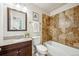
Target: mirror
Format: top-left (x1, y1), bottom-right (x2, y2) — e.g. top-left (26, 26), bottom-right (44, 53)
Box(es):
top-left (7, 8), bottom-right (27, 31)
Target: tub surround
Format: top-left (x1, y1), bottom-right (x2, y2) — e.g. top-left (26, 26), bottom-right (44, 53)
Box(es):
top-left (42, 5), bottom-right (79, 48)
top-left (42, 14), bottom-right (52, 43)
top-left (49, 5), bottom-right (79, 48)
top-left (0, 38), bottom-right (32, 46)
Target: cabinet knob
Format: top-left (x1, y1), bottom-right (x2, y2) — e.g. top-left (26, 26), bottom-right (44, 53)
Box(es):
top-left (19, 51), bottom-right (21, 53)
top-left (0, 48), bottom-right (1, 51)
top-left (16, 51), bottom-right (19, 54)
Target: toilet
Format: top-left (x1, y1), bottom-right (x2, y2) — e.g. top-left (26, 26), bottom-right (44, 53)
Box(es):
top-left (32, 36), bottom-right (48, 56)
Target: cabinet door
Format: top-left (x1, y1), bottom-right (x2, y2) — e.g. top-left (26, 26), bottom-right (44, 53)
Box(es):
top-left (3, 50), bottom-right (18, 56)
top-left (25, 46), bottom-right (32, 56)
top-left (18, 48), bottom-right (26, 56)
top-left (18, 46), bottom-right (32, 56)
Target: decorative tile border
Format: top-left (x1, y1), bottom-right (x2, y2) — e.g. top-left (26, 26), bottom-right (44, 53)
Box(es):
top-left (4, 35), bottom-right (25, 40)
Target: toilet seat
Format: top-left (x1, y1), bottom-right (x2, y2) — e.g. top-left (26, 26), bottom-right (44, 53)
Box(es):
top-left (36, 44), bottom-right (47, 54)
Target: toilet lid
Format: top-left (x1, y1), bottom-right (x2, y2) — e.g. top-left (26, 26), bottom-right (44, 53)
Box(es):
top-left (36, 45), bottom-right (47, 51)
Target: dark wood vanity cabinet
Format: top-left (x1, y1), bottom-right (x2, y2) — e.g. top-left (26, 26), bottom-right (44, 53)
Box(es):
top-left (3, 50), bottom-right (19, 56)
top-left (0, 40), bottom-right (32, 56)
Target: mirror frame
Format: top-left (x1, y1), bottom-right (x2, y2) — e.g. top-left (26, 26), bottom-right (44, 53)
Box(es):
top-left (7, 7), bottom-right (27, 31)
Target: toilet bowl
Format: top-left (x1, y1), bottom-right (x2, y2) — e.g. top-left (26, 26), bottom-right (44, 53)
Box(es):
top-left (36, 44), bottom-right (48, 55)
top-left (32, 36), bottom-right (48, 56)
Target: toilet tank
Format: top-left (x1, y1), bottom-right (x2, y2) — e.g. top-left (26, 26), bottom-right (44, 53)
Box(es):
top-left (32, 36), bottom-right (41, 45)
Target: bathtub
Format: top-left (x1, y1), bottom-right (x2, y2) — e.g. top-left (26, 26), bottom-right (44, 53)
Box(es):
top-left (44, 41), bottom-right (79, 56)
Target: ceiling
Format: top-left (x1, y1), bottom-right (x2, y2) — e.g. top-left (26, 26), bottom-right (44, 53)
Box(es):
top-left (33, 3), bottom-right (66, 12)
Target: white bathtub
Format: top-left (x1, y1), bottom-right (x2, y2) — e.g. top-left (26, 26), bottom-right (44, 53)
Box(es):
top-left (44, 41), bottom-right (79, 56)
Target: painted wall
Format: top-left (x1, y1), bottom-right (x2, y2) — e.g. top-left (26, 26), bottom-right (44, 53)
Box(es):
top-left (2, 4), bottom-right (48, 40)
top-left (0, 4), bottom-right (3, 40)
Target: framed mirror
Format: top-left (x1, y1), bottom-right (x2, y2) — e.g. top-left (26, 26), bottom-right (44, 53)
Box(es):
top-left (7, 7), bottom-right (27, 31)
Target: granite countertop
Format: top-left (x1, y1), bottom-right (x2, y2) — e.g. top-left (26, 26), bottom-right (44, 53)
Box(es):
top-left (0, 38), bottom-right (32, 46)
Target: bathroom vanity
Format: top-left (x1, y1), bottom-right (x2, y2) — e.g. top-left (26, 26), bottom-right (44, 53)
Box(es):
top-left (0, 38), bottom-right (32, 56)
